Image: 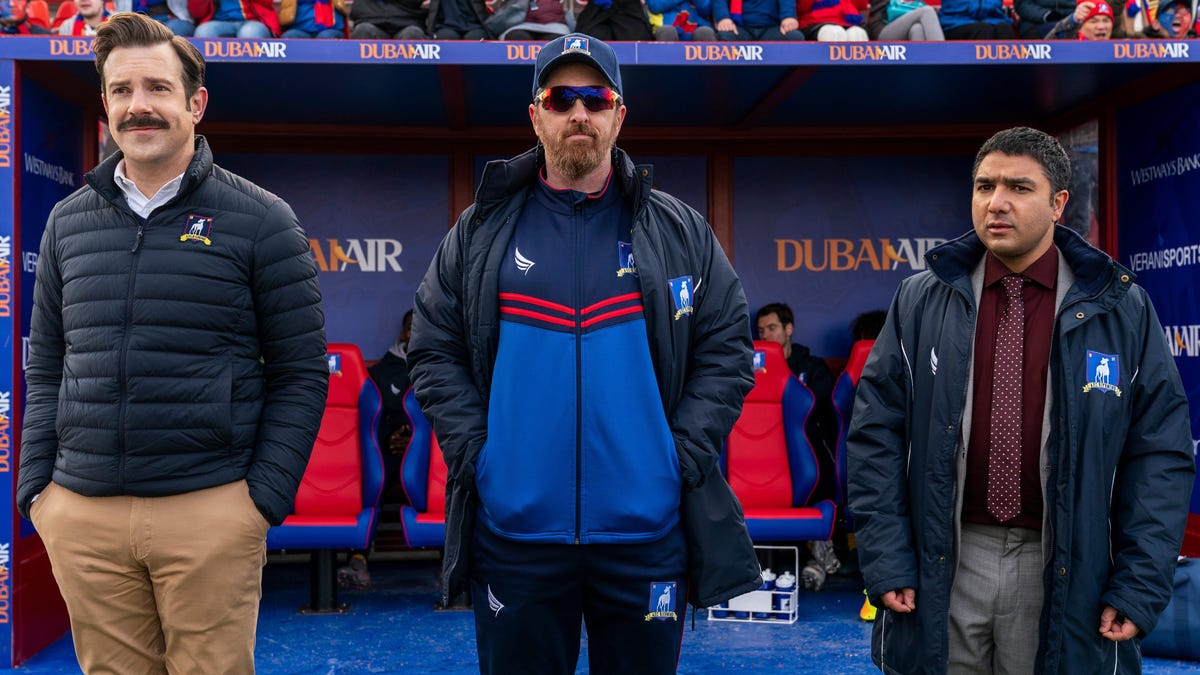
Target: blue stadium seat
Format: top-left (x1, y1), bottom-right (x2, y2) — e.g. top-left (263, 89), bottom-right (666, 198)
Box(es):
top-left (266, 343), bottom-right (385, 613)
top-left (832, 338), bottom-right (873, 528)
top-left (399, 387), bottom-right (447, 549)
top-left (725, 340), bottom-right (836, 542)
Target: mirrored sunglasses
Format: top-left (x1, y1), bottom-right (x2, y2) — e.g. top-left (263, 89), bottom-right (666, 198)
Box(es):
top-left (535, 86), bottom-right (621, 113)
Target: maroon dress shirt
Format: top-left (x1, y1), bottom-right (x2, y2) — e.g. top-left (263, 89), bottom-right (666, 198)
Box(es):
top-left (962, 246), bottom-right (1058, 531)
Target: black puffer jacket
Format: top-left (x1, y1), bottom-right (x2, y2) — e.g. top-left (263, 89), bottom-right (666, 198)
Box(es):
top-left (409, 146), bottom-right (760, 607)
top-left (18, 137), bottom-right (328, 526)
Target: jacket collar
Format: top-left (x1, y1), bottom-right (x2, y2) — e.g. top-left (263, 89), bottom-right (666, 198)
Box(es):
top-left (926, 226), bottom-right (1131, 308)
top-left (86, 135), bottom-right (214, 211)
top-left (474, 145), bottom-right (651, 218)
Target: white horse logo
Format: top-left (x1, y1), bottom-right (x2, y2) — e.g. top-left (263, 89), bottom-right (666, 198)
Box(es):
top-left (678, 282), bottom-right (690, 308)
top-left (1095, 357), bottom-right (1110, 384)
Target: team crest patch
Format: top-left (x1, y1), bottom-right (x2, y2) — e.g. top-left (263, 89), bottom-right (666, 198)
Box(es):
top-left (669, 276), bottom-right (694, 320)
top-left (644, 581), bottom-right (678, 621)
top-left (617, 241), bottom-right (637, 277)
top-left (1082, 350), bottom-right (1121, 396)
top-left (180, 215), bottom-right (213, 246)
top-left (753, 350), bottom-right (767, 372)
top-left (327, 353), bottom-right (342, 377)
top-left (563, 36), bottom-right (590, 55)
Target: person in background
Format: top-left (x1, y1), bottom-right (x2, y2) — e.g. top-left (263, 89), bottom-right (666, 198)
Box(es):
top-left (865, 0), bottom-right (944, 39)
top-left (190, 0), bottom-right (278, 37)
top-left (797, 0), bottom-right (868, 41)
top-left (1044, 0), bottom-right (1113, 37)
top-left (114, 0), bottom-right (194, 34)
top-left (647, 0), bottom-right (717, 40)
top-left (57, 0), bottom-right (108, 34)
top-left (279, 0), bottom-right (347, 37)
top-left (711, 0), bottom-right (806, 38)
top-left (427, 0), bottom-right (487, 39)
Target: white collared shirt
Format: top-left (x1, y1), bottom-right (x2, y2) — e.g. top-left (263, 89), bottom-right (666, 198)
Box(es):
top-left (114, 160), bottom-right (185, 219)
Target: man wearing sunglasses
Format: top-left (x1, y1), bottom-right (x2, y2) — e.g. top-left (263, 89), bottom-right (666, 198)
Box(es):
top-left (410, 33), bottom-right (760, 675)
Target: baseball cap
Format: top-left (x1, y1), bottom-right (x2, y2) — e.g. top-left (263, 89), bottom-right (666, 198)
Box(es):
top-left (532, 33), bottom-right (623, 99)
top-left (1078, 0), bottom-right (1114, 21)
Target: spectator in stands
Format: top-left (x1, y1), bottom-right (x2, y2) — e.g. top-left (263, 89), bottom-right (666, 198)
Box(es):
top-left (1136, 0), bottom-right (1195, 36)
top-left (280, 0), bottom-right (347, 37)
top-left (113, 0), bottom-right (195, 34)
top-left (712, 0), bottom-right (805, 38)
top-left (57, 0), bottom-right (108, 34)
top-left (350, 0), bottom-right (427, 38)
top-left (797, 0), bottom-right (868, 40)
top-left (427, 0), bottom-right (487, 38)
top-left (498, 0), bottom-right (574, 40)
top-left (848, 127), bottom-right (1195, 675)
top-left (409, 33), bottom-right (759, 674)
top-left (865, 0), bottom-right (944, 39)
top-left (938, 0), bottom-right (1017, 38)
top-left (1, 0), bottom-right (51, 32)
top-left (575, 0), bottom-right (656, 40)
top-left (190, 0), bottom-right (279, 36)
top-left (647, 0), bottom-right (717, 40)
top-left (1016, 0), bottom-right (1074, 37)
top-left (18, 13), bottom-right (327, 675)
top-left (1044, 0), bottom-right (1113, 38)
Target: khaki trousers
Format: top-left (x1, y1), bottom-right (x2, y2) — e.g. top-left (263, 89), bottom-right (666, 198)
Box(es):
top-left (31, 480), bottom-right (270, 674)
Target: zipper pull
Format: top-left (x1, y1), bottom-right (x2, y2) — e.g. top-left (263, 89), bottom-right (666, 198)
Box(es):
top-left (131, 224), bottom-right (144, 253)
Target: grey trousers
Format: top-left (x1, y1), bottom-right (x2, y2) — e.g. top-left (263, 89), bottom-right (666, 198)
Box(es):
top-left (948, 523), bottom-right (1044, 675)
top-left (877, 5), bottom-right (945, 40)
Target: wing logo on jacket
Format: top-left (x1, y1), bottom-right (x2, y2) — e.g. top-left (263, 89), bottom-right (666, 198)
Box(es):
top-left (1082, 350), bottom-right (1122, 396)
top-left (514, 246), bottom-right (535, 276)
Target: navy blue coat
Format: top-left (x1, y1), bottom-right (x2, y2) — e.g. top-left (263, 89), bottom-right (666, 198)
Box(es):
top-left (408, 146), bottom-right (759, 607)
top-left (848, 227), bottom-right (1194, 674)
top-left (18, 137), bottom-right (328, 525)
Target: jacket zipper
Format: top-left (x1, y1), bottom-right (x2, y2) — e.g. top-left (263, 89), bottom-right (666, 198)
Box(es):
top-left (574, 202), bottom-right (583, 545)
top-left (119, 217), bottom-right (146, 490)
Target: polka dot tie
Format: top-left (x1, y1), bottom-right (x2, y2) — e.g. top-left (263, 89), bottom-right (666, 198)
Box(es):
top-left (987, 274), bottom-right (1025, 523)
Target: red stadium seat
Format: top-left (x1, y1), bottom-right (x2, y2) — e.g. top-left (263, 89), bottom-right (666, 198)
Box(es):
top-left (398, 387), bottom-right (447, 549)
top-left (52, 1), bottom-right (75, 29)
top-left (265, 343), bottom-right (385, 613)
top-left (832, 339), bottom-right (874, 527)
top-left (26, 0), bottom-right (50, 28)
top-left (725, 340), bottom-right (836, 543)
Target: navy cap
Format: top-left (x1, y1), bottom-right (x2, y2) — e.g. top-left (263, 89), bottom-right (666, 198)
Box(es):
top-left (532, 34), bottom-right (622, 99)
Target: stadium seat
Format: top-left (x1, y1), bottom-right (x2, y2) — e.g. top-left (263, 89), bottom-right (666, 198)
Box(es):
top-left (832, 339), bottom-right (874, 526)
top-left (398, 387), bottom-right (447, 549)
top-left (725, 340), bottom-right (837, 543)
top-left (52, 1), bottom-right (75, 29)
top-left (26, 0), bottom-right (49, 28)
top-left (265, 343), bottom-right (385, 613)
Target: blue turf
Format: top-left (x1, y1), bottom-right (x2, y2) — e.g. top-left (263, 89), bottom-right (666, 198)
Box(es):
top-left (9, 558), bottom-right (1200, 674)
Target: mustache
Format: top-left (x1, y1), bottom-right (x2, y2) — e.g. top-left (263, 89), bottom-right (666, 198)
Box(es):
top-left (118, 115), bottom-right (169, 131)
top-left (563, 124), bottom-right (598, 139)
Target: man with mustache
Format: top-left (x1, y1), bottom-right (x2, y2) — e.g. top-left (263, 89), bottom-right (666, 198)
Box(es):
top-left (19, 12), bottom-right (327, 674)
top-left (847, 127), bottom-right (1194, 674)
top-left (409, 33), bottom-right (760, 675)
